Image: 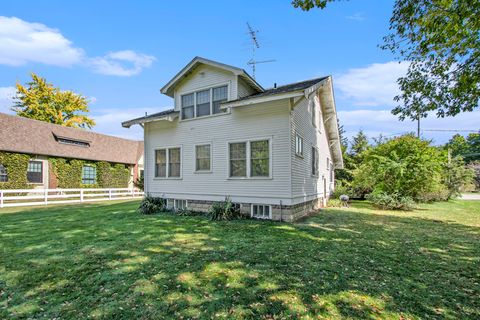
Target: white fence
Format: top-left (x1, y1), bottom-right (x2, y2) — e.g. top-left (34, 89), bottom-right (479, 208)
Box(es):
top-left (0, 188), bottom-right (144, 208)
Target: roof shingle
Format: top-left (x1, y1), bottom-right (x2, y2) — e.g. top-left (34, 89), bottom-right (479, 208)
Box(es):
top-left (0, 113), bottom-right (143, 164)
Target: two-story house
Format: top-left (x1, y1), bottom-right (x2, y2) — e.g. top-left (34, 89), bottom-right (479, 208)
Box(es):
top-left (122, 57), bottom-right (343, 222)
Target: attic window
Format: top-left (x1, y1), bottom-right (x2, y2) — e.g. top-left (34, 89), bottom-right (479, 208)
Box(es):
top-left (53, 134), bottom-right (90, 147)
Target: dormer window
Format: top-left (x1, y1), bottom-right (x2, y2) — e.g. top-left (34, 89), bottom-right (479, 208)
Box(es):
top-left (181, 85), bottom-right (228, 120)
top-left (53, 133), bottom-right (90, 147)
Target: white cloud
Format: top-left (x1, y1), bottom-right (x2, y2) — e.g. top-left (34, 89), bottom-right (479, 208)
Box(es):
top-left (335, 61), bottom-right (409, 107)
top-left (337, 109), bottom-right (480, 144)
top-left (0, 16), bottom-right (84, 66)
top-left (346, 12), bottom-right (366, 22)
top-left (0, 86), bottom-right (16, 113)
top-left (0, 16), bottom-right (155, 76)
top-left (89, 50), bottom-right (156, 76)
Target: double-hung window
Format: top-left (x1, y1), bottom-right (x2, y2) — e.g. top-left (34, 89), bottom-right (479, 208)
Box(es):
top-left (155, 147), bottom-right (181, 178)
top-left (181, 85), bottom-right (228, 119)
top-left (311, 147), bottom-right (319, 176)
top-left (181, 94), bottom-right (194, 120)
top-left (82, 165), bottom-right (96, 185)
top-left (229, 139), bottom-right (270, 178)
top-left (0, 164), bottom-right (7, 182)
top-left (311, 99), bottom-right (317, 127)
top-left (27, 160), bottom-right (43, 183)
top-left (295, 134), bottom-right (304, 157)
top-left (195, 144), bottom-right (211, 172)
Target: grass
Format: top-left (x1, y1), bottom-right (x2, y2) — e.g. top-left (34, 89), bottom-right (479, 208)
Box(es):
top-left (1, 200), bottom-right (479, 319)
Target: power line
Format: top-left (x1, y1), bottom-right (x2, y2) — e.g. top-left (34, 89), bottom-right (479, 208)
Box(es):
top-left (423, 129), bottom-right (479, 133)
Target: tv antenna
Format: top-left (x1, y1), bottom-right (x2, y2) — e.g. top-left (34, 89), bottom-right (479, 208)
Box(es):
top-left (246, 22), bottom-right (275, 79)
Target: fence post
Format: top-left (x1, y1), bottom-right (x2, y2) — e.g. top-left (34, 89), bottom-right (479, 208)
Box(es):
top-left (131, 188), bottom-right (134, 197)
top-left (44, 189), bottom-right (48, 205)
top-left (0, 190), bottom-right (3, 208)
top-left (80, 189), bottom-right (84, 202)
top-left (109, 189), bottom-right (112, 200)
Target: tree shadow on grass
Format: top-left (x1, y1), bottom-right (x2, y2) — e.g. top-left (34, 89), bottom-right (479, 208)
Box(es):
top-left (1, 201), bottom-right (479, 319)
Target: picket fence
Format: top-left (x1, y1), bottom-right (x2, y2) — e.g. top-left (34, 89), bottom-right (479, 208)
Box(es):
top-left (0, 188), bottom-right (144, 208)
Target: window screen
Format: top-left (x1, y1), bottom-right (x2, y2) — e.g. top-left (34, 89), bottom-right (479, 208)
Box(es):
top-left (229, 142), bottom-right (247, 177)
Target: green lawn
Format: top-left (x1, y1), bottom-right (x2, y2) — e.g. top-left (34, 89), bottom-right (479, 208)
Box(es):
top-left (1, 200), bottom-right (479, 319)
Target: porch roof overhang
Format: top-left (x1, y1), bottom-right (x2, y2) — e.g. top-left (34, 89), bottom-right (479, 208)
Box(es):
top-left (121, 109), bottom-right (179, 128)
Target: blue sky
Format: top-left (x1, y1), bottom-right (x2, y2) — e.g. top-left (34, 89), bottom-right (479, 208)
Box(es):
top-left (1, 0), bottom-right (478, 144)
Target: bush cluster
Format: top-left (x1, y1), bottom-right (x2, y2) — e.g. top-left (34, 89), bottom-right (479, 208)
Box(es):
top-left (366, 192), bottom-right (416, 211)
top-left (208, 197), bottom-right (247, 221)
top-left (138, 196), bottom-right (165, 215)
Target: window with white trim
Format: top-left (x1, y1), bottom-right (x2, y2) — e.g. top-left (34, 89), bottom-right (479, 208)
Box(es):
top-left (229, 139), bottom-right (270, 178)
top-left (82, 165), bottom-right (96, 185)
top-left (195, 144), bottom-right (211, 172)
top-left (174, 199), bottom-right (187, 210)
top-left (155, 147), bottom-right (181, 178)
top-left (311, 147), bottom-right (319, 176)
top-left (229, 142), bottom-right (247, 177)
top-left (0, 164), bottom-right (7, 182)
top-left (181, 85), bottom-right (228, 120)
top-left (330, 161), bottom-right (334, 181)
top-left (251, 204), bottom-right (271, 219)
top-left (27, 160), bottom-right (43, 183)
top-left (181, 93), bottom-right (194, 119)
top-left (311, 99), bottom-right (317, 127)
top-left (295, 134), bottom-right (303, 157)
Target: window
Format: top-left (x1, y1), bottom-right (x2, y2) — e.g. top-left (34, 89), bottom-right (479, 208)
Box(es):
top-left (311, 99), bottom-right (317, 127)
top-left (139, 169), bottom-right (144, 179)
top-left (229, 142), bottom-right (247, 177)
top-left (195, 144), bottom-right (211, 171)
top-left (196, 89), bottom-right (211, 117)
top-left (213, 86), bottom-right (228, 114)
top-left (181, 93), bottom-right (194, 119)
top-left (55, 136), bottom-right (90, 147)
top-left (174, 199), bottom-right (187, 210)
top-left (295, 134), bottom-right (304, 157)
top-left (155, 149), bottom-right (167, 177)
top-left (250, 140), bottom-right (269, 177)
top-left (311, 147), bottom-right (319, 176)
top-left (181, 85), bottom-right (228, 119)
top-left (168, 148), bottom-right (181, 177)
top-left (82, 165), bottom-right (96, 184)
top-left (0, 164), bottom-right (7, 182)
top-left (252, 204), bottom-right (271, 219)
top-left (27, 161), bottom-right (43, 183)
top-left (155, 147), bottom-right (181, 178)
top-left (330, 161), bottom-right (334, 181)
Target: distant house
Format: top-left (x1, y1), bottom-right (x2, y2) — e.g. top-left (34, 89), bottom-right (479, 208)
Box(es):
top-left (0, 113), bottom-right (143, 189)
top-left (122, 57), bottom-right (343, 221)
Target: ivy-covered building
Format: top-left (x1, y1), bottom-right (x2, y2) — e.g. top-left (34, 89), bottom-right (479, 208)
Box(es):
top-left (0, 112), bottom-right (144, 190)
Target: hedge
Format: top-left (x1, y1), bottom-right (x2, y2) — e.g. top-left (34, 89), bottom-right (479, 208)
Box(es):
top-left (0, 152), bottom-right (131, 189)
top-left (0, 152), bottom-right (32, 189)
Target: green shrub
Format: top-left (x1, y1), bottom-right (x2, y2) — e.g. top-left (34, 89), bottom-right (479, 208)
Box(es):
top-left (327, 198), bottom-right (343, 208)
top-left (353, 135), bottom-right (445, 202)
top-left (208, 197), bottom-right (246, 221)
top-left (0, 152), bottom-right (31, 190)
top-left (138, 196), bottom-right (165, 215)
top-left (367, 192), bottom-right (415, 211)
top-left (176, 208), bottom-right (203, 217)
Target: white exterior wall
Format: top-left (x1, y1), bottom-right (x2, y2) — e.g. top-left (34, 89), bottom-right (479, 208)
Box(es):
top-left (237, 77), bottom-right (257, 98)
top-left (290, 95), bottom-right (334, 205)
top-left (145, 102), bottom-right (292, 206)
top-left (173, 65), bottom-right (237, 111)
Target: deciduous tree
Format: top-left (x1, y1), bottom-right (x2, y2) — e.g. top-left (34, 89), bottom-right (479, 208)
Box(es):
top-left (13, 73), bottom-right (95, 129)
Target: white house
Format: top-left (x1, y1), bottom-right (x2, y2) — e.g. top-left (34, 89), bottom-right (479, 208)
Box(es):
top-left (123, 57), bottom-right (343, 221)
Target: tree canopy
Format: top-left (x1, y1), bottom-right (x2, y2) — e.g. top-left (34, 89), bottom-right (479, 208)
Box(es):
top-left (13, 73), bottom-right (95, 129)
top-left (444, 133), bottom-right (480, 162)
top-left (293, 0), bottom-right (480, 121)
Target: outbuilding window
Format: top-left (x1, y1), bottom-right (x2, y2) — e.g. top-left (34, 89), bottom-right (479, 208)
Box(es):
top-left (27, 161), bottom-right (43, 184)
top-left (82, 165), bottom-right (96, 185)
top-left (0, 164), bottom-right (7, 182)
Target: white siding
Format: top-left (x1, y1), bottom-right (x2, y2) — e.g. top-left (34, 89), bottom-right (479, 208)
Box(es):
top-left (237, 77), bottom-right (257, 98)
top-left (290, 95), bottom-right (333, 205)
top-left (145, 100), bottom-right (292, 205)
top-left (174, 65), bottom-right (237, 111)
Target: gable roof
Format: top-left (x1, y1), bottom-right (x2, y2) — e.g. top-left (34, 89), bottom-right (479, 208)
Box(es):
top-left (224, 77), bottom-right (329, 106)
top-left (160, 56), bottom-right (264, 97)
top-left (0, 113), bottom-right (143, 164)
top-left (122, 109), bottom-right (178, 128)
